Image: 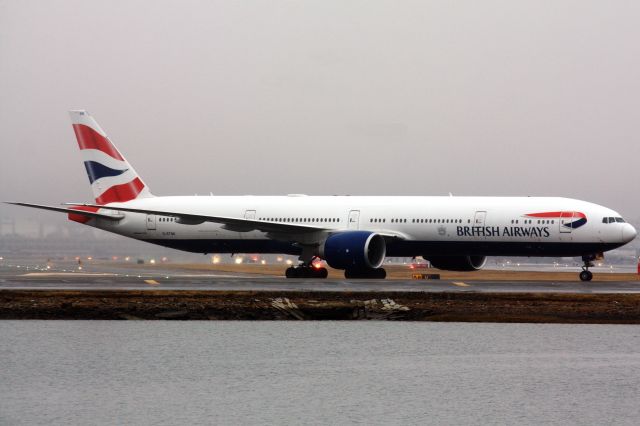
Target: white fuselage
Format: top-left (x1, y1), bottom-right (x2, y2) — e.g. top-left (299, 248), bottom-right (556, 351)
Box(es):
top-left (86, 195), bottom-right (636, 258)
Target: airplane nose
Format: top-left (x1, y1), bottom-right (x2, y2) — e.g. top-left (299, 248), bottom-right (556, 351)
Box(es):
top-left (622, 224), bottom-right (637, 243)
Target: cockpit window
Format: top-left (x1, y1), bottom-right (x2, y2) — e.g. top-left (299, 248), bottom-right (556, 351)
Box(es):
top-left (603, 217), bottom-right (626, 224)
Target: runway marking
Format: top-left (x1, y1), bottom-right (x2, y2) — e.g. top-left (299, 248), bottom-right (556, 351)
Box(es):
top-left (144, 279), bottom-right (160, 286)
top-left (452, 281), bottom-right (470, 287)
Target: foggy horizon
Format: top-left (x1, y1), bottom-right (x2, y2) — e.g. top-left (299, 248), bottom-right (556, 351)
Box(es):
top-left (2, 1), bottom-right (640, 229)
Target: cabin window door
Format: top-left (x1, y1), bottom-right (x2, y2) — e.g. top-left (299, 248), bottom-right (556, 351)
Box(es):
top-left (348, 210), bottom-right (360, 230)
top-left (559, 212), bottom-right (574, 233)
top-left (146, 214), bottom-right (156, 230)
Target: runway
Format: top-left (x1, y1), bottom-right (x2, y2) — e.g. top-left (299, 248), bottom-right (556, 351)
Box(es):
top-left (1, 271), bottom-right (639, 293)
top-left (2, 261), bottom-right (640, 322)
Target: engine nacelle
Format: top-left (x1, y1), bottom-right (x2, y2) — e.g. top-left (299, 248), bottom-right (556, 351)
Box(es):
top-left (426, 255), bottom-right (487, 271)
top-left (321, 231), bottom-right (386, 270)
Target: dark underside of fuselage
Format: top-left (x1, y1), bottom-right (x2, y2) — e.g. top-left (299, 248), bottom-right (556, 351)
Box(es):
top-left (142, 239), bottom-right (624, 258)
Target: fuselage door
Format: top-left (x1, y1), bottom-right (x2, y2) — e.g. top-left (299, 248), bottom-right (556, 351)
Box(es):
top-left (348, 210), bottom-right (360, 230)
top-left (474, 211), bottom-right (486, 227)
top-left (146, 214), bottom-right (156, 231)
top-left (559, 211), bottom-right (574, 233)
top-left (244, 210), bottom-right (256, 220)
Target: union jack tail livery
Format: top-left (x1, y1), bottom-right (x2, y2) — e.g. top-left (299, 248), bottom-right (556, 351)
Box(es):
top-left (69, 110), bottom-right (153, 204)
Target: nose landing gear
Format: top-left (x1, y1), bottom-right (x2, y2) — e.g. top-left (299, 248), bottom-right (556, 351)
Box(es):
top-left (579, 255), bottom-right (595, 282)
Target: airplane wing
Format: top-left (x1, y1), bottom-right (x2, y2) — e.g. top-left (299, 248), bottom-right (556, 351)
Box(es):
top-left (69, 203), bottom-right (331, 234)
top-left (5, 202), bottom-right (124, 221)
top-left (6, 201), bottom-right (407, 240)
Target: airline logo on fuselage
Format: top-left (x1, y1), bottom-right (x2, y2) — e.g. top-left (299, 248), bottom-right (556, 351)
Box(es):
top-left (525, 211), bottom-right (587, 229)
top-left (455, 211), bottom-right (587, 238)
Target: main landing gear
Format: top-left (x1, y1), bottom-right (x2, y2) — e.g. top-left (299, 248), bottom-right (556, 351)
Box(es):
top-left (579, 255), bottom-right (594, 282)
top-left (285, 259), bottom-right (328, 279)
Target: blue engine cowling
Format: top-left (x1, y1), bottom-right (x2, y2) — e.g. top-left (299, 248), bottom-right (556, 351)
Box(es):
top-left (321, 231), bottom-right (386, 270)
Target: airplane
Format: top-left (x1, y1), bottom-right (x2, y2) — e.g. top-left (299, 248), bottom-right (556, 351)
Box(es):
top-left (7, 110), bottom-right (637, 281)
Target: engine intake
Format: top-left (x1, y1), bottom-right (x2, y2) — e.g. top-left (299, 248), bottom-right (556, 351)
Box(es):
top-left (322, 231), bottom-right (386, 270)
top-left (426, 255), bottom-right (487, 271)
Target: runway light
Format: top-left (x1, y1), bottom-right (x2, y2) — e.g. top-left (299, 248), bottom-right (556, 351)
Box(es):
top-left (112, 256), bottom-right (118, 261)
top-left (260, 260), bottom-right (266, 265)
top-left (161, 257), bottom-right (168, 262)
top-left (276, 256), bottom-right (283, 262)
top-left (0, 256), bottom-right (3, 260)
top-left (87, 256), bottom-right (93, 261)
top-left (150, 259), bottom-right (156, 264)
top-left (212, 255), bottom-right (221, 264)
top-left (78, 266), bottom-right (83, 270)
top-left (235, 257), bottom-right (243, 264)
top-left (125, 256), bottom-right (131, 262)
top-left (285, 259), bottom-right (293, 265)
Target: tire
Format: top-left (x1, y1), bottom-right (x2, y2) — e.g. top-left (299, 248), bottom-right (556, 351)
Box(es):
top-left (374, 268), bottom-right (387, 279)
top-left (316, 267), bottom-right (328, 279)
top-left (579, 270), bottom-right (593, 282)
top-left (285, 267), bottom-right (296, 278)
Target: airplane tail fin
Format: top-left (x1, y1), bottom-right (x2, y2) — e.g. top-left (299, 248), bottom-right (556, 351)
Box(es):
top-left (69, 110), bottom-right (153, 204)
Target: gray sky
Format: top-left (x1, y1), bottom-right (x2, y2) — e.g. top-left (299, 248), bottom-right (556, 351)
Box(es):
top-left (1, 0), bottom-right (640, 227)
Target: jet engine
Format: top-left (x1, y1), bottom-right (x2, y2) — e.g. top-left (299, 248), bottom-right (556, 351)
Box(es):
top-left (321, 231), bottom-right (386, 270)
top-left (426, 255), bottom-right (487, 271)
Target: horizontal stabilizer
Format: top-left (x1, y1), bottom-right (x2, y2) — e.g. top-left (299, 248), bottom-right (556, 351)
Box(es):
top-left (5, 202), bottom-right (124, 221)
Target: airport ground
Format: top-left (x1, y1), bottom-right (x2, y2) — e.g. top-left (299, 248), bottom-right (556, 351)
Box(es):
top-left (1, 258), bottom-right (640, 322)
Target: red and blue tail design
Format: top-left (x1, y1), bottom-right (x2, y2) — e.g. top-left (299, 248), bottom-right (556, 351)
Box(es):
top-left (69, 110), bottom-right (153, 205)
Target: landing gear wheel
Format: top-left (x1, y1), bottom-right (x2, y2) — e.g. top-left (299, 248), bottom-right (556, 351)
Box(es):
top-left (373, 268), bottom-right (386, 279)
top-left (285, 265), bottom-right (328, 279)
top-left (579, 255), bottom-right (595, 282)
top-left (579, 270), bottom-right (593, 282)
top-left (285, 267), bottom-right (298, 278)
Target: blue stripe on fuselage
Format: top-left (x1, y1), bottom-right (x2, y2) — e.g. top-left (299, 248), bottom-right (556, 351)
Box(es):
top-left (83, 161), bottom-right (128, 184)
